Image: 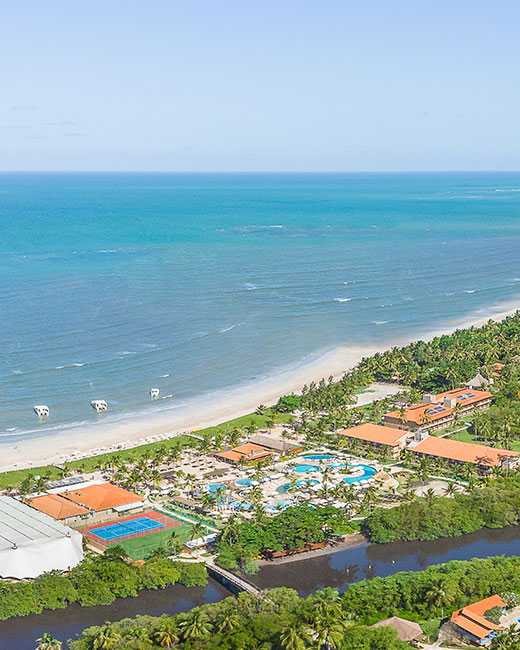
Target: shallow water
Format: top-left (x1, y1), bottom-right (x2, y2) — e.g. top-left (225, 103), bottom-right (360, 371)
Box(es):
top-left (2, 172), bottom-right (520, 439)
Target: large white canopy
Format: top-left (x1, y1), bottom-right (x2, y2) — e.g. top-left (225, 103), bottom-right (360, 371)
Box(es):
top-left (0, 496), bottom-right (83, 579)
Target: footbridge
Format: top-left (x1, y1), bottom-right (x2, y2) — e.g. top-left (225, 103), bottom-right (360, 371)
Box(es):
top-left (203, 559), bottom-right (261, 597)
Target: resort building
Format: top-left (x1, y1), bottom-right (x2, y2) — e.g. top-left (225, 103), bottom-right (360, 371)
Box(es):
top-left (337, 423), bottom-right (414, 458)
top-left (27, 493), bottom-right (90, 526)
top-left (465, 371), bottom-right (493, 390)
top-left (0, 496), bottom-right (83, 579)
top-left (383, 387), bottom-right (493, 432)
top-left (409, 435), bottom-right (519, 471)
top-left (371, 617), bottom-right (423, 644)
top-left (248, 434), bottom-right (303, 455)
top-left (55, 481), bottom-right (144, 523)
top-left (215, 442), bottom-right (274, 465)
top-left (450, 595), bottom-right (505, 646)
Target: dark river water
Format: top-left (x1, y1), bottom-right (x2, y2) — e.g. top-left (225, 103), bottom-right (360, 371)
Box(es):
top-left (1, 526), bottom-right (519, 650)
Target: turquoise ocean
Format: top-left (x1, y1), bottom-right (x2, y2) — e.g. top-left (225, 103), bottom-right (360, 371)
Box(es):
top-left (1, 172), bottom-right (520, 442)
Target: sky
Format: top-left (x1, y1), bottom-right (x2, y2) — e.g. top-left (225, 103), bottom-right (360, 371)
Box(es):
top-left (1, 1), bottom-right (519, 171)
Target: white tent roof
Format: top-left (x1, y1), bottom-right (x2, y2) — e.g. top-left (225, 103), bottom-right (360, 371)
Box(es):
top-left (0, 496), bottom-right (84, 579)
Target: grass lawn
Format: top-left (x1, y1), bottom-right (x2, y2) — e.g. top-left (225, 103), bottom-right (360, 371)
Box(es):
top-left (449, 430), bottom-right (520, 451)
top-left (0, 409), bottom-right (292, 490)
top-left (118, 521), bottom-right (196, 560)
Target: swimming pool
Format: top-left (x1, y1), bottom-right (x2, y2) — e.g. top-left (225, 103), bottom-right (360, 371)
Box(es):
top-left (343, 464), bottom-right (377, 484)
top-left (303, 453), bottom-right (336, 461)
top-left (90, 516), bottom-right (164, 541)
top-left (235, 478), bottom-right (254, 487)
top-left (277, 478), bottom-right (320, 494)
top-left (294, 463), bottom-right (321, 473)
top-left (207, 482), bottom-right (226, 493)
top-left (329, 461), bottom-right (347, 469)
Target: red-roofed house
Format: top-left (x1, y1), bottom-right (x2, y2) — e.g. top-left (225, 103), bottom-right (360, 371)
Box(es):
top-left (338, 423), bottom-right (414, 458)
top-left (451, 595), bottom-right (505, 646)
top-left (384, 388), bottom-right (492, 432)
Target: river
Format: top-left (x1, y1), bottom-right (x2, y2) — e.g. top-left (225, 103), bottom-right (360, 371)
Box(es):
top-left (1, 526), bottom-right (519, 649)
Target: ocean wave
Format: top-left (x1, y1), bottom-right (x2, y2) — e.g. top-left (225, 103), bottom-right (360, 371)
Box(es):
top-left (219, 322), bottom-right (243, 333)
top-left (372, 320), bottom-right (389, 325)
top-left (333, 297), bottom-right (352, 303)
top-left (464, 289), bottom-right (477, 294)
top-left (160, 373), bottom-right (170, 378)
top-left (244, 282), bottom-right (258, 290)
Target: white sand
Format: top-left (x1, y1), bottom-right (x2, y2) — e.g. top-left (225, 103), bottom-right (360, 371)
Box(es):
top-left (1, 297), bottom-right (518, 473)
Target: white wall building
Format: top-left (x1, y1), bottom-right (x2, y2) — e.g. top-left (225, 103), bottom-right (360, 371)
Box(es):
top-left (0, 496), bottom-right (84, 579)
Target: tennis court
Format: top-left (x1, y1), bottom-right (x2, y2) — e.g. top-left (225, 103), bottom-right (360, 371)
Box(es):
top-left (90, 516), bottom-right (165, 541)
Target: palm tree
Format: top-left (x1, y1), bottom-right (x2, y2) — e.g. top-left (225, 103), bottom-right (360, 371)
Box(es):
top-left (153, 621), bottom-right (179, 648)
top-left (216, 611), bottom-right (241, 634)
top-left (91, 624), bottom-right (122, 649)
top-left (491, 625), bottom-right (520, 649)
top-left (279, 624), bottom-right (308, 650)
top-left (424, 579), bottom-right (455, 618)
top-left (35, 633), bottom-right (62, 650)
top-left (189, 522), bottom-right (207, 542)
top-left (444, 482), bottom-right (458, 497)
top-left (178, 610), bottom-right (212, 641)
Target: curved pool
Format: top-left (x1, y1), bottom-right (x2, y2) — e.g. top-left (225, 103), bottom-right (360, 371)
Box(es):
top-left (277, 478), bottom-right (320, 494)
top-left (294, 463), bottom-right (321, 474)
top-left (207, 482), bottom-right (226, 493)
top-left (342, 464), bottom-right (377, 484)
top-left (235, 478), bottom-right (254, 487)
top-left (303, 453), bottom-right (336, 461)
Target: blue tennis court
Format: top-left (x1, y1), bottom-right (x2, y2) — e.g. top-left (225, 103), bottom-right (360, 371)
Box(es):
top-left (90, 516), bottom-right (165, 541)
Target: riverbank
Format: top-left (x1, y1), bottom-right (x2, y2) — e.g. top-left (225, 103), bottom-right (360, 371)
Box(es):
top-left (0, 295), bottom-right (518, 474)
top-left (257, 533), bottom-right (367, 565)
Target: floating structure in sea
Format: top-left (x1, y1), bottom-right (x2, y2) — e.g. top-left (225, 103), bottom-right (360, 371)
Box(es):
top-left (33, 405), bottom-right (49, 418)
top-left (150, 388), bottom-right (160, 400)
top-left (90, 400), bottom-right (108, 413)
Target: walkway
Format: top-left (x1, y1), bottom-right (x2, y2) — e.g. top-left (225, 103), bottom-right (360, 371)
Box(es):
top-left (203, 558), bottom-right (261, 597)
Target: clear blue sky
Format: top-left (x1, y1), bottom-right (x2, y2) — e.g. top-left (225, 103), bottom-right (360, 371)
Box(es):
top-left (1, 1), bottom-right (519, 171)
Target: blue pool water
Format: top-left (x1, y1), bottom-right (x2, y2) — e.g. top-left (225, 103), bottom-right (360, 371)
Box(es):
top-left (90, 516), bottom-right (164, 541)
top-left (294, 464), bottom-right (321, 474)
top-left (302, 453), bottom-right (336, 461)
top-left (3, 173), bottom-right (520, 441)
top-left (343, 464), bottom-right (377, 484)
top-left (277, 478), bottom-right (320, 494)
top-left (235, 478), bottom-right (253, 487)
top-left (207, 482), bottom-right (226, 493)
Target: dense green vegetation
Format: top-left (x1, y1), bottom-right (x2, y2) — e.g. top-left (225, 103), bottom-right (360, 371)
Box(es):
top-left (216, 504), bottom-right (355, 570)
top-left (365, 474), bottom-right (520, 543)
top-left (0, 556), bottom-right (206, 621)
top-left (68, 555), bottom-right (520, 649)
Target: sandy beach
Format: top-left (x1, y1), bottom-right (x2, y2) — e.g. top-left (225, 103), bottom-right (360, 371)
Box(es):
top-left (1, 297), bottom-right (518, 474)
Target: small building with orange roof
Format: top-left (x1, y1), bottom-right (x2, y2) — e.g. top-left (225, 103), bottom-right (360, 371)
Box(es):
top-left (60, 482), bottom-right (144, 523)
top-left (337, 423), bottom-right (414, 458)
top-left (384, 387), bottom-right (492, 432)
top-left (450, 594), bottom-right (505, 646)
top-left (410, 436), bottom-right (519, 471)
top-left (215, 442), bottom-right (274, 465)
top-left (27, 493), bottom-right (90, 525)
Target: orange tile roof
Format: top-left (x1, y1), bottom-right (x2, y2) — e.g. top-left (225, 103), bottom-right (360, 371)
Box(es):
top-left (385, 388), bottom-right (492, 425)
top-left (28, 494), bottom-right (90, 519)
top-left (413, 436), bottom-right (518, 467)
top-left (451, 595), bottom-right (505, 639)
top-left (62, 483), bottom-right (142, 512)
top-left (215, 442), bottom-right (273, 463)
top-left (338, 423), bottom-right (410, 447)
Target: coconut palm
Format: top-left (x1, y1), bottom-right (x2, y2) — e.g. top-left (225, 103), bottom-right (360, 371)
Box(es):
top-left (279, 624), bottom-right (309, 650)
top-left (178, 610), bottom-right (212, 641)
top-left (35, 633), bottom-right (62, 650)
top-left (216, 611), bottom-right (241, 634)
top-left (153, 621), bottom-right (179, 648)
top-left (91, 624), bottom-right (122, 649)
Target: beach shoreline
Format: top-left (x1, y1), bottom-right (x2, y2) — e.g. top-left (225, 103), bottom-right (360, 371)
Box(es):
top-left (1, 297), bottom-right (518, 474)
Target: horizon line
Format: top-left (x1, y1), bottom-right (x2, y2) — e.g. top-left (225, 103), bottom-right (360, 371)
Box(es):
top-left (1, 169), bottom-right (520, 174)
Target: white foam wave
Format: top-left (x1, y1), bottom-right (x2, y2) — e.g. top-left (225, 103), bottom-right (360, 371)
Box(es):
top-left (333, 297), bottom-right (352, 303)
top-left (372, 320), bottom-right (389, 325)
top-left (244, 282), bottom-right (257, 290)
top-left (160, 374), bottom-right (170, 378)
top-left (464, 289), bottom-right (477, 294)
top-left (219, 322), bottom-right (243, 333)
top-left (12, 370), bottom-right (23, 375)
